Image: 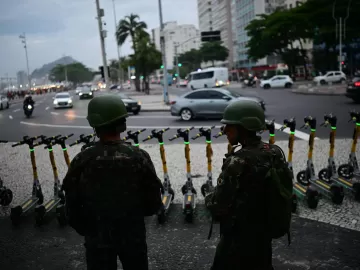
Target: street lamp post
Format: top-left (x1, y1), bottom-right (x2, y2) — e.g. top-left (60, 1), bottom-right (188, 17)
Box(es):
top-left (19, 33), bottom-right (31, 90)
top-left (112, 0), bottom-right (124, 89)
top-left (158, 0), bottom-right (169, 104)
top-left (95, 0), bottom-right (110, 90)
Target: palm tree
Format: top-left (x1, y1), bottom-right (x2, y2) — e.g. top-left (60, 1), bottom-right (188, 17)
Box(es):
top-left (116, 14), bottom-right (147, 54)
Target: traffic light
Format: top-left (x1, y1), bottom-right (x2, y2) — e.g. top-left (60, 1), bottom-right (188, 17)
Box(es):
top-left (175, 73), bottom-right (178, 77)
top-left (178, 63), bottom-right (182, 67)
top-left (160, 65), bottom-right (164, 69)
top-left (201, 31), bottom-right (221, 42)
top-left (99, 66), bottom-right (110, 79)
top-left (341, 61), bottom-right (344, 65)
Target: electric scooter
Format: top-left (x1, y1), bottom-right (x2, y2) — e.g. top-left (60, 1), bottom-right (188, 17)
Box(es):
top-left (169, 127), bottom-right (196, 222)
top-left (35, 134), bottom-right (74, 225)
top-left (259, 119), bottom-right (275, 144)
top-left (317, 114), bottom-right (360, 201)
top-left (10, 135), bottom-right (46, 225)
top-left (213, 126), bottom-right (232, 154)
top-left (0, 140), bottom-right (13, 206)
top-left (69, 133), bottom-right (97, 151)
top-left (296, 116), bottom-right (344, 205)
top-left (53, 134), bottom-right (74, 167)
top-left (191, 126), bottom-right (216, 197)
top-left (143, 128), bottom-right (174, 223)
top-left (123, 129), bottom-right (146, 146)
top-left (338, 111), bottom-right (360, 180)
top-left (279, 118), bottom-right (319, 211)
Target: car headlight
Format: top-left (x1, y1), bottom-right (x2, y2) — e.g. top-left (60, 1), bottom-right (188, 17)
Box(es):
top-left (79, 93), bottom-right (83, 95)
top-left (89, 92), bottom-right (92, 95)
top-left (53, 100), bottom-right (58, 105)
top-left (137, 101), bottom-right (141, 105)
top-left (68, 99), bottom-right (72, 103)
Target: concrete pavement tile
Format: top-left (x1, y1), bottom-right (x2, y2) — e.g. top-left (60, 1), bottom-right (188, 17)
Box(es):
top-left (1, 139), bottom-right (360, 232)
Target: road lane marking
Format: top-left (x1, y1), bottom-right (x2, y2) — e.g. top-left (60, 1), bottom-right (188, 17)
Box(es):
top-left (9, 115), bottom-right (13, 119)
top-left (51, 112), bottom-right (59, 115)
top-left (13, 109), bottom-right (20, 112)
top-left (18, 121), bottom-right (318, 140)
top-left (45, 107), bottom-right (49, 110)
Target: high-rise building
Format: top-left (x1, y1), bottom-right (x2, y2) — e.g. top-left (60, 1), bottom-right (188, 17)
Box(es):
top-left (197, 0), bottom-right (234, 68)
top-left (16, 70), bottom-right (27, 87)
top-left (151, 21), bottom-right (200, 69)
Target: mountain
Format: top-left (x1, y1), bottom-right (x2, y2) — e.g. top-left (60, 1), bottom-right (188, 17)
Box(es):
top-left (31, 56), bottom-right (78, 79)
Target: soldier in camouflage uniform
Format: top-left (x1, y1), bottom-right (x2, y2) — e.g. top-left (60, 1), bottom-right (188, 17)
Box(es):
top-left (62, 95), bottom-right (163, 270)
top-left (205, 100), bottom-right (279, 270)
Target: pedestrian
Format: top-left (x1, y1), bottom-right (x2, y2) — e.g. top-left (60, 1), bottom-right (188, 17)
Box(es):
top-left (62, 95), bottom-right (163, 270)
top-left (205, 100), bottom-right (293, 270)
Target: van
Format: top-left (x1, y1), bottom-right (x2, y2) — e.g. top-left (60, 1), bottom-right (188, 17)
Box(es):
top-left (187, 67), bottom-right (229, 90)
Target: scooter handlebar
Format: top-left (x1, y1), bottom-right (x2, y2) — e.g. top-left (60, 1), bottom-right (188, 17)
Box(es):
top-left (143, 135), bottom-right (154, 142)
top-left (11, 135), bottom-right (44, 147)
top-left (0, 140), bottom-right (8, 143)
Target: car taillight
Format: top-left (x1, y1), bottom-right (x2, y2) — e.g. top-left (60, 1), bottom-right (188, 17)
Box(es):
top-left (170, 101), bottom-right (176, 105)
top-left (354, 82), bottom-right (360, 87)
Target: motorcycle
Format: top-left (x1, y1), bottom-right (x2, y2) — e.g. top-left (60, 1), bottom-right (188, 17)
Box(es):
top-left (24, 104), bottom-right (34, 118)
top-left (243, 77), bottom-right (257, 87)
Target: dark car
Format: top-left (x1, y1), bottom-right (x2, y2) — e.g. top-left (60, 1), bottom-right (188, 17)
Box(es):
top-left (345, 77), bottom-right (360, 103)
top-left (118, 93), bottom-right (141, 115)
top-left (79, 87), bottom-right (94, 99)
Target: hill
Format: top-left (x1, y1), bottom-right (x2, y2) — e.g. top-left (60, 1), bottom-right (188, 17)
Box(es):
top-left (31, 56), bottom-right (78, 79)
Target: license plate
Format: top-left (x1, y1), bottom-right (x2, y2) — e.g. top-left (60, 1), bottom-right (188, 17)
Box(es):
top-left (131, 107), bottom-right (137, 111)
top-left (59, 103), bottom-right (67, 105)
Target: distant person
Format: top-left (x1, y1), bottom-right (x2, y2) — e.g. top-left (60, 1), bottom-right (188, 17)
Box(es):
top-left (62, 95), bottom-right (163, 270)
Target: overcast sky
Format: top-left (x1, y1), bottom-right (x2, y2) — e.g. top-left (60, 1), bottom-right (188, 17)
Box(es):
top-left (0, 0), bottom-right (198, 78)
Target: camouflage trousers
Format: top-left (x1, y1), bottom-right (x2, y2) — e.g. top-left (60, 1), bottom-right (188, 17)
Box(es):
top-left (211, 234), bottom-right (274, 270)
top-left (84, 228), bottom-right (148, 270)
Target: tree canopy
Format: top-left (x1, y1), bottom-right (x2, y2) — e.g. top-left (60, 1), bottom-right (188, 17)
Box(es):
top-left (49, 62), bottom-right (93, 84)
top-left (245, 0), bottom-right (360, 74)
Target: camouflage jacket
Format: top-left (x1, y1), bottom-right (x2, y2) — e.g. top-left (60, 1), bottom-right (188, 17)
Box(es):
top-left (62, 140), bottom-right (163, 230)
top-left (205, 136), bottom-right (281, 236)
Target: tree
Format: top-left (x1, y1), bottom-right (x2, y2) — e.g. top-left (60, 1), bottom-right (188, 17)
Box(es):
top-left (116, 14), bottom-right (147, 91)
top-left (132, 29), bottom-right (162, 93)
top-left (49, 63), bottom-right (93, 84)
top-left (174, 49), bottom-right (203, 76)
top-left (200, 42), bottom-right (229, 66)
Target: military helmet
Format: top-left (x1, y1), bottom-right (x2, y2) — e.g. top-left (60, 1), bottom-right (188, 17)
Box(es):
top-left (87, 95), bottom-right (128, 128)
top-left (221, 100), bottom-right (265, 131)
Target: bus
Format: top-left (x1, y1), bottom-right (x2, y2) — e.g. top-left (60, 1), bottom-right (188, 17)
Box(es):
top-left (187, 67), bottom-right (229, 90)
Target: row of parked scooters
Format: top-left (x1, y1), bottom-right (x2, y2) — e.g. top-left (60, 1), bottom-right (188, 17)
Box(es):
top-left (0, 111), bottom-right (359, 226)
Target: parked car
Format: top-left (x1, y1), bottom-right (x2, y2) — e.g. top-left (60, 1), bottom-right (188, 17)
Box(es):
top-left (0, 95), bottom-right (9, 110)
top-left (176, 79), bottom-right (188, 88)
top-left (170, 88), bottom-right (265, 121)
top-left (75, 86), bottom-right (83, 95)
top-left (53, 92), bottom-right (73, 109)
top-left (313, 71), bottom-right (346, 85)
top-left (118, 93), bottom-right (141, 115)
top-left (259, 75), bottom-right (293, 89)
top-left (345, 77), bottom-right (360, 103)
top-left (79, 87), bottom-right (93, 99)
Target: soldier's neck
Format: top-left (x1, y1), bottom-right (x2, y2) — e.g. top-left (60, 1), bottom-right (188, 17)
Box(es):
top-left (99, 134), bottom-right (121, 142)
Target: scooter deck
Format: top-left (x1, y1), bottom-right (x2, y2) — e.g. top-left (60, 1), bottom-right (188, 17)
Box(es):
top-left (293, 183), bottom-right (307, 195)
top-left (43, 197), bottom-right (62, 214)
top-left (183, 193), bottom-right (196, 210)
top-left (20, 197), bottom-right (40, 213)
top-left (162, 193), bottom-right (173, 211)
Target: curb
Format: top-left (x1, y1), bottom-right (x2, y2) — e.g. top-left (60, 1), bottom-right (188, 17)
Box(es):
top-left (291, 90), bottom-right (346, 96)
top-left (141, 108), bottom-right (170, 112)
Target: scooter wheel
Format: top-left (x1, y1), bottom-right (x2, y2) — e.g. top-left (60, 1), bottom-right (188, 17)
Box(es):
top-left (169, 188), bottom-right (175, 201)
top-left (157, 209), bottom-right (166, 224)
top-left (306, 187), bottom-right (319, 209)
top-left (330, 185), bottom-right (344, 205)
top-left (337, 164), bottom-right (354, 179)
top-left (56, 205), bottom-right (67, 226)
top-left (291, 194), bottom-right (298, 213)
top-left (0, 188), bottom-right (13, 206)
top-left (352, 182), bottom-right (360, 202)
top-left (318, 169), bottom-right (330, 182)
top-left (185, 212), bottom-right (193, 223)
top-left (36, 190), bottom-right (44, 205)
top-left (10, 206), bottom-right (23, 226)
top-left (201, 184), bottom-right (214, 197)
top-left (35, 206), bottom-right (46, 226)
top-left (181, 185), bottom-right (187, 195)
top-left (296, 170), bottom-right (310, 186)
top-left (191, 187), bottom-right (197, 195)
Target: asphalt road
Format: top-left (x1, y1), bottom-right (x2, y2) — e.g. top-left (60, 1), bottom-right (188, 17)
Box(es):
top-left (0, 88), bottom-right (359, 144)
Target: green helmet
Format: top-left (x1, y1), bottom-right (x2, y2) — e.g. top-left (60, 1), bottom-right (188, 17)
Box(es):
top-left (87, 95), bottom-right (128, 128)
top-left (221, 100), bottom-right (265, 131)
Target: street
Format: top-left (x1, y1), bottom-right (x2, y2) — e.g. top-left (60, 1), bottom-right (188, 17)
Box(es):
top-left (0, 87), bottom-right (359, 143)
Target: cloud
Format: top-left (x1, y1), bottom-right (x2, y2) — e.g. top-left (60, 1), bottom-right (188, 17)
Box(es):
top-left (0, 0), bottom-right (199, 78)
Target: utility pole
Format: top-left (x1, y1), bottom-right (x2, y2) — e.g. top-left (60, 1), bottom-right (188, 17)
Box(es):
top-left (112, 0), bottom-right (123, 89)
top-left (158, 0), bottom-right (169, 104)
top-left (332, 0), bottom-right (352, 72)
top-left (175, 46), bottom-right (180, 85)
top-left (95, 0), bottom-right (110, 90)
top-left (19, 33), bottom-right (31, 89)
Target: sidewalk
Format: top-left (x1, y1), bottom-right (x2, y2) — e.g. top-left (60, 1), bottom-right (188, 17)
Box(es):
top-left (292, 84), bottom-right (346, 95)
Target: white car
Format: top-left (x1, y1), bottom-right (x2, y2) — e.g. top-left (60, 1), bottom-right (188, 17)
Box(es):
top-left (75, 87), bottom-right (83, 95)
top-left (313, 71), bottom-right (346, 85)
top-left (176, 79), bottom-right (188, 88)
top-left (260, 75), bottom-right (293, 89)
top-left (53, 92), bottom-right (73, 109)
top-left (0, 95), bottom-right (9, 110)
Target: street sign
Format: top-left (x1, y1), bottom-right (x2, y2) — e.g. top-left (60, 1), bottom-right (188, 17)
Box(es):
top-left (201, 31), bottom-right (221, 42)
